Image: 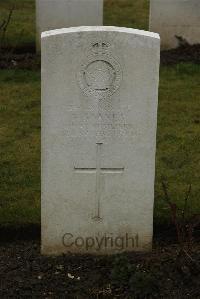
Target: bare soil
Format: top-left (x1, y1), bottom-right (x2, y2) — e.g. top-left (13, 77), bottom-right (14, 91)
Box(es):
top-left (0, 236), bottom-right (199, 298)
top-left (161, 44), bottom-right (200, 65)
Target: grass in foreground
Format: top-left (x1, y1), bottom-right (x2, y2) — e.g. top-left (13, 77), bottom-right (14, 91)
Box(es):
top-left (0, 63), bottom-right (199, 226)
top-left (0, 70), bottom-right (40, 225)
top-left (155, 63), bottom-right (200, 223)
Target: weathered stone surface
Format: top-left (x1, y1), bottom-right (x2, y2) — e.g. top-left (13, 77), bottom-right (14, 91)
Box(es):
top-left (36, 0), bottom-right (103, 51)
top-left (41, 26), bottom-right (160, 255)
top-left (150, 0), bottom-right (200, 49)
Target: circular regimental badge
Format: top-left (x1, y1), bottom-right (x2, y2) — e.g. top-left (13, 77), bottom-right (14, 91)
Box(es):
top-left (78, 42), bottom-right (122, 99)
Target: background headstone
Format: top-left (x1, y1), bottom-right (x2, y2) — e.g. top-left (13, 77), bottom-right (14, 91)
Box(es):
top-left (149, 0), bottom-right (200, 49)
top-left (41, 26), bottom-right (160, 255)
top-left (36, 0), bottom-right (103, 51)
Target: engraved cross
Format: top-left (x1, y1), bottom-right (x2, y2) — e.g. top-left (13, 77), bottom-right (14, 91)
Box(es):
top-left (74, 143), bottom-right (124, 221)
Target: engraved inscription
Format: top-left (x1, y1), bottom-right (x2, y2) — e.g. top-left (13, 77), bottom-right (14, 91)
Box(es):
top-left (92, 42), bottom-right (110, 54)
top-left (78, 41), bottom-right (122, 99)
top-left (63, 108), bottom-right (136, 140)
top-left (74, 143), bottom-right (124, 221)
top-left (84, 60), bottom-right (116, 91)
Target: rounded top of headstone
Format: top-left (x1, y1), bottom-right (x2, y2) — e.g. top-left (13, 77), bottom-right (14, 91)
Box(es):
top-left (41, 26), bottom-right (160, 40)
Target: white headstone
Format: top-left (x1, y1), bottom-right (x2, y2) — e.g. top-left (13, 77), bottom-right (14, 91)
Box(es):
top-left (41, 26), bottom-right (160, 255)
top-left (36, 0), bottom-right (103, 51)
top-left (150, 0), bottom-right (200, 49)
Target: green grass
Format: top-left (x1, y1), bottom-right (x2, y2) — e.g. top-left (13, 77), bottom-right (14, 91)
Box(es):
top-left (0, 70), bottom-right (40, 225)
top-left (0, 65), bottom-right (199, 226)
top-left (155, 63), bottom-right (200, 224)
